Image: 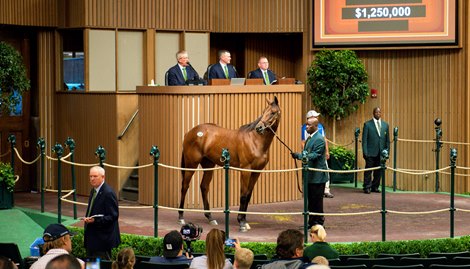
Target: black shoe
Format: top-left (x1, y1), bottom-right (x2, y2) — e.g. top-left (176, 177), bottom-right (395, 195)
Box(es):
top-left (371, 188), bottom-right (381, 193)
top-left (363, 188), bottom-right (371, 194)
top-left (324, 193), bottom-right (334, 198)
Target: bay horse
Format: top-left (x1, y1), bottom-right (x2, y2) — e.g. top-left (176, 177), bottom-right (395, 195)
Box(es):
top-left (178, 96), bottom-right (280, 232)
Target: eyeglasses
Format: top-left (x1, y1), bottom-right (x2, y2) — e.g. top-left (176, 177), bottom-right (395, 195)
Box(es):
top-left (259, 62), bottom-right (269, 64)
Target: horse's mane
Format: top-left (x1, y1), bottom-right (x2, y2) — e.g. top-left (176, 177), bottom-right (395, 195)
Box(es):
top-left (239, 116), bottom-right (262, 132)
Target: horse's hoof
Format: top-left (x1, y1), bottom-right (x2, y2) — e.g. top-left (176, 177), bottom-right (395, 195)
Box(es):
top-left (177, 219), bottom-right (186, 225)
top-left (239, 226), bottom-right (248, 233)
top-left (245, 223), bottom-right (251, 230)
top-left (209, 220), bottom-right (218, 225)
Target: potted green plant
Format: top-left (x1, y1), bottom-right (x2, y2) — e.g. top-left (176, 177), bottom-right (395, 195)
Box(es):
top-left (0, 41), bottom-right (30, 114)
top-left (0, 162), bottom-right (15, 209)
top-left (328, 145), bottom-right (355, 183)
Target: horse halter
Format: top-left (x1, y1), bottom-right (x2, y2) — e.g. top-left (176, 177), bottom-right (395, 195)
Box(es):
top-left (255, 109), bottom-right (280, 135)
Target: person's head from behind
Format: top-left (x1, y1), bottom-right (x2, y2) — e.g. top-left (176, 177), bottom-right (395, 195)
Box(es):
top-left (112, 247), bottom-right (135, 269)
top-left (45, 254), bottom-right (81, 269)
top-left (176, 50), bottom-right (189, 67)
top-left (205, 228), bottom-right (226, 269)
top-left (89, 166), bottom-right (105, 188)
top-left (306, 265), bottom-right (330, 269)
top-left (218, 50), bottom-right (231, 64)
top-left (310, 225), bottom-right (327, 243)
top-left (0, 256), bottom-right (17, 269)
top-left (276, 229), bottom-right (304, 259)
top-left (42, 223), bottom-right (74, 253)
top-left (234, 248), bottom-right (254, 269)
top-left (311, 256), bottom-right (328, 266)
top-left (162, 230), bottom-right (184, 258)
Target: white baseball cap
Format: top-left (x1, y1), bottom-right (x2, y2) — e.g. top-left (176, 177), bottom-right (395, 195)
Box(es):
top-left (306, 110), bottom-right (320, 118)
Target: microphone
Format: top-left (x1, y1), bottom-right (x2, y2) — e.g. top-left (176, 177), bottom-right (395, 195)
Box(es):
top-left (233, 66), bottom-right (240, 78)
top-left (186, 62), bottom-right (200, 80)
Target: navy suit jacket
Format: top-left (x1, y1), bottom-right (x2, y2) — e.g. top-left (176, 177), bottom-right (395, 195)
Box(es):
top-left (208, 63), bottom-right (237, 79)
top-left (248, 68), bottom-right (276, 85)
top-left (362, 119), bottom-right (390, 157)
top-left (167, 64), bottom-right (199, 86)
top-left (84, 182), bottom-right (121, 252)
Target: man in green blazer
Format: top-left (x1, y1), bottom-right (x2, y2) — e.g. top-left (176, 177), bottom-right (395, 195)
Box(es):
top-left (292, 117), bottom-right (329, 227)
top-left (362, 107), bottom-right (390, 194)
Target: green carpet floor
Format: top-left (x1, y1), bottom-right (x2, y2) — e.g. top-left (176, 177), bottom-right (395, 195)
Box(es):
top-left (0, 207), bottom-right (79, 258)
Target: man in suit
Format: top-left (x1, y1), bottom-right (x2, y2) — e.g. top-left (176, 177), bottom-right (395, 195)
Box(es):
top-left (362, 107), bottom-right (390, 194)
top-left (167, 50), bottom-right (200, 86)
top-left (82, 166), bottom-right (121, 259)
top-left (292, 117), bottom-right (329, 227)
top-left (247, 56), bottom-right (276, 85)
top-left (207, 50), bottom-right (238, 79)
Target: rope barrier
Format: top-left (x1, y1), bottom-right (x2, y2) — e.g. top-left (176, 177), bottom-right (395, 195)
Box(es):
top-left (61, 158), bottom-right (100, 167)
top-left (0, 150), bottom-right (11, 158)
top-left (457, 208), bottom-right (470, 213)
top-left (13, 148), bottom-right (40, 165)
top-left (396, 138), bottom-right (435, 143)
top-left (158, 163), bottom-right (224, 171)
top-left (441, 140), bottom-right (470, 146)
top-left (158, 205), bottom-right (224, 214)
top-left (388, 208), bottom-right (449, 215)
top-left (45, 188), bottom-right (75, 193)
top-left (14, 175), bottom-right (20, 183)
top-left (46, 152), bottom-right (73, 161)
top-left (439, 171), bottom-right (470, 177)
top-left (456, 166), bottom-right (470, 170)
top-left (326, 139), bottom-right (355, 147)
top-left (308, 166), bottom-right (380, 173)
top-left (230, 166), bottom-right (302, 173)
top-left (387, 166), bottom-right (450, 175)
top-left (104, 162), bottom-right (153, 169)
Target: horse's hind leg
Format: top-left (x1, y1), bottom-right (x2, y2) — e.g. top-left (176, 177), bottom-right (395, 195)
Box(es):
top-left (200, 159), bottom-right (217, 225)
top-left (179, 169), bottom-right (196, 225)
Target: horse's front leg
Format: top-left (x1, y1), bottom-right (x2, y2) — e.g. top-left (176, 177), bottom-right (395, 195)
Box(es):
top-left (237, 172), bottom-right (260, 232)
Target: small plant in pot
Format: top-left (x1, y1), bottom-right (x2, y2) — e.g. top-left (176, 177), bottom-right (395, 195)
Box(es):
top-left (0, 162), bottom-right (15, 192)
top-left (328, 145), bottom-right (355, 183)
top-left (0, 162), bottom-right (15, 209)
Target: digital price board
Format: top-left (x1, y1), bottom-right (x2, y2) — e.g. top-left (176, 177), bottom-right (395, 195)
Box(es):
top-left (313, 0), bottom-right (457, 47)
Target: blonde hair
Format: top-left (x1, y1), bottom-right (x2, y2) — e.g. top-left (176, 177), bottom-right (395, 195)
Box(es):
top-left (234, 248), bottom-right (254, 269)
top-left (312, 256), bottom-right (329, 265)
top-left (205, 229), bottom-right (227, 269)
top-left (42, 235), bottom-right (69, 253)
top-left (112, 248), bottom-right (135, 269)
top-left (310, 225), bottom-right (327, 242)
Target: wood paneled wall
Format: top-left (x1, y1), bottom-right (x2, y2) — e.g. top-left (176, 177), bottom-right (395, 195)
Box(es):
top-left (212, 0), bottom-right (304, 32)
top-left (137, 85), bottom-right (303, 207)
top-left (0, 0), bottom-right (58, 27)
top-left (55, 93), bottom-right (119, 195)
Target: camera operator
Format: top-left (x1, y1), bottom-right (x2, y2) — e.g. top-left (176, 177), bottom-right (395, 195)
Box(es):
top-left (149, 230), bottom-right (193, 264)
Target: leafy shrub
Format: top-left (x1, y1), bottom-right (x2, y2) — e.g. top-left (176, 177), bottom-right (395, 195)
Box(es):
top-left (329, 146), bottom-right (355, 170)
top-left (0, 162), bottom-right (15, 192)
top-left (70, 226), bottom-right (470, 260)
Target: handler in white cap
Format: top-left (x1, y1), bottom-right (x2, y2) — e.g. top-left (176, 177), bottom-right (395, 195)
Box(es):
top-left (304, 110), bottom-right (334, 198)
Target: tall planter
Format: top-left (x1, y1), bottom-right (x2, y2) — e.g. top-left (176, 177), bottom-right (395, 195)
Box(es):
top-left (328, 146), bottom-right (355, 183)
top-left (0, 181), bottom-right (13, 209)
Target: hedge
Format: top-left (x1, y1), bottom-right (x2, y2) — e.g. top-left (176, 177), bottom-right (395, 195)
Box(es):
top-left (69, 227), bottom-right (470, 260)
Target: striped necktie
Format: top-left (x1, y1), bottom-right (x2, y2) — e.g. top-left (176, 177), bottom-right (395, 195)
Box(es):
top-left (182, 67), bottom-right (188, 81)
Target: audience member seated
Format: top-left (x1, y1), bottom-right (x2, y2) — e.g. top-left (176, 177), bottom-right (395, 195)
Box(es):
top-left (261, 229), bottom-right (311, 269)
top-left (233, 244), bottom-right (254, 269)
top-left (303, 225), bottom-right (339, 261)
top-left (0, 256), bottom-right (17, 269)
top-left (45, 254), bottom-right (82, 269)
top-left (30, 224), bottom-right (85, 269)
top-left (305, 265), bottom-right (330, 269)
top-left (112, 248), bottom-right (135, 269)
top-left (190, 228), bottom-right (232, 269)
top-left (311, 256), bottom-right (329, 266)
top-left (150, 230), bottom-right (193, 264)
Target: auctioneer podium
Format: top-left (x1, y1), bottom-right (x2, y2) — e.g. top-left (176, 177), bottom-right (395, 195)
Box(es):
top-left (137, 84), bottom-right (304, 209)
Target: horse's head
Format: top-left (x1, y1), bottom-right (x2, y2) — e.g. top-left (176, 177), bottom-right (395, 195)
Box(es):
top-left (255, 96), bottom-right (281, 135)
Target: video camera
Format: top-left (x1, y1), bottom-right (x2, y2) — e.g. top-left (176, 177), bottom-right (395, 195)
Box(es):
top-left (180, 223), bottom-right (202, 256)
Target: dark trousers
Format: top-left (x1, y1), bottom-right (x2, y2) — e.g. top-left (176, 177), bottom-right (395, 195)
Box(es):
top-left (87, 249), bottom-right (112, 260)
top-left (363, 155), bottom-right (381, 190)
top-left (308, 183), bottom-right (326, 227)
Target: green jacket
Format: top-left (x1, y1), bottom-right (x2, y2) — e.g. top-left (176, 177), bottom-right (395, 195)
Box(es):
top-left (303, 242), bottom-right (339, 261)
top-left (303, 131), bottom-right (328, 184)
top-left (362, 119), bottom-right (390, 157)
